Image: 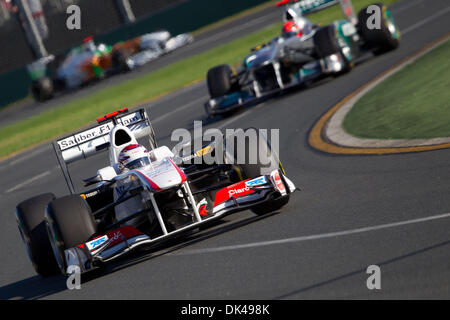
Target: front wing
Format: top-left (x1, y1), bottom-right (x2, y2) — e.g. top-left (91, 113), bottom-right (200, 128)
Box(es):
top-left (64, 170), bottom-right (296, 275)
top-left (205, 53), bottom-right (348, 117)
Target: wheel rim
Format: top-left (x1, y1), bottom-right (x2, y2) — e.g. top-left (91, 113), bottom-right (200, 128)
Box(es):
top-left (45, 215), bottom-right (66, 274)
top-left (384, 8), bottom-right (400, 40)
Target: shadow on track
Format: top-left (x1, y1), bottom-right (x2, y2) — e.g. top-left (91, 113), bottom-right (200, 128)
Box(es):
top-left (0, 211), bottom-right (278, 300)
top-left (273, 239), bottom-right (450, 299)
top-left (91, 211), bottom-right (280, 279)
top-left (0, 275), bottom-right (67, 300)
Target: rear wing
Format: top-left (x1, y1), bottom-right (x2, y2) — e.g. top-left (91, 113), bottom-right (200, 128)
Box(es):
top-left (53, 108), bottom-right (155, 194)
top-left (276, 0), bottom-right (357, 24)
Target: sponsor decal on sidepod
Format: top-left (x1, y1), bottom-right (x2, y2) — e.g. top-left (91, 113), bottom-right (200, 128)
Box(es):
top-left (86, 235), bottom-right (108, 251)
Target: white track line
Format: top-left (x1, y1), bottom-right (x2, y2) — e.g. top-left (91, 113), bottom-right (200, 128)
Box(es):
top-left (9, 145), bottom-right (51, 166)
top-left (5, 170), bottom-right (51, 193)
top-left (145, 82), bottom-right (204, 111)
top-left (402, 5), bottom-right (450, 35)
top-left (217, 103), bottom-right (267, 130)
top-left (0, 144), bottom-right (51, 170)
top-left (189, 13), bottom-right (278, 50)
top-left (171, 212), bottom-right (450, 256)
top-left (153, 95), bottom-right (207, 123)
top-left (390, 0), bottom-right (424, 14)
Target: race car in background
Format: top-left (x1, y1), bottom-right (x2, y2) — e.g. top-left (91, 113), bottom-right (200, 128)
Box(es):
top-left (15, 108), bottom-right (296, 277)
top-left (28, 31), bottom-right (193, 102)
top-left (204, 0), bottom-right (400, 117)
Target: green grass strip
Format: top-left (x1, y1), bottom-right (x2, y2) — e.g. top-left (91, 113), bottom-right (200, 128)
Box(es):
top-left (343, 39), bottom-right (450, 139)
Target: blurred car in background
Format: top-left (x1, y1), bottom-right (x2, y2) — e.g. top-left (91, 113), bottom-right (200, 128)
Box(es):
top-left (27, 31), bottom-right (193, 102)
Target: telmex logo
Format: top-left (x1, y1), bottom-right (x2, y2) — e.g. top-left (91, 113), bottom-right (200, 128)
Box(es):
top-left (112, 231), bottom-right (123, 241)
top-left (228, 187), bottom-right (250, 196)
top-left (246, 177), bottom-right (266, 187)
top-left (87, 235), bottom-right (108, 251)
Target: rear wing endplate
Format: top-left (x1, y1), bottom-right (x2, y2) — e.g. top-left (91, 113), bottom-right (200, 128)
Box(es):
top-left (277, 0), bottom-right (357, 25)
top-left (53, 108), bottom-right (155, 194)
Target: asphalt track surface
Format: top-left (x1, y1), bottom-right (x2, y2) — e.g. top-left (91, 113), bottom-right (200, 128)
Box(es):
top-left (1, 0), bottom-right (450, 299)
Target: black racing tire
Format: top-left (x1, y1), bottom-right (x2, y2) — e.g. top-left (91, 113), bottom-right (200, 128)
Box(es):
top-left (358, 3), bottom-right (400, 55)
top-left (333, 56), bottom-right (353, 76)
top-left (229, 128), bottom-right (290, 215)
top-left (45, 195), bottom-right (97, 274)
top-left (207, 64), bottom-right (233, 98)
top-left (313, 25), bottom-right (352, 75)
top-left (112, 49), bottom-right (131, 73)
top-left (233, 128), bottom-right (281, 179)
top-left (30, 77), bottom-right (54, 102)
top-left (15, 193), bottom-right (59, 277)
top-left (313, 25), bottom-right (341, 58)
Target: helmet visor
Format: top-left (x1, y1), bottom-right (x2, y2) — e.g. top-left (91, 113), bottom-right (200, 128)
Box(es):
top-left (125, 157), bottom-right (151, 170)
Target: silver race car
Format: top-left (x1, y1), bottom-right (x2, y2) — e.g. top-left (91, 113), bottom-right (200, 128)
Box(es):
top-left (204, 0), bottom-right (400, 117)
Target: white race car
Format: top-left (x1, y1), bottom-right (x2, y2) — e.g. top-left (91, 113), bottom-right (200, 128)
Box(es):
top-left (16, 108), bottom-right (296, 277)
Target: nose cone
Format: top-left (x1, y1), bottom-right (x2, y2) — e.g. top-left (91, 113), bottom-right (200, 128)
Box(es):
top-left (138, 158), bottom-right (186, 192)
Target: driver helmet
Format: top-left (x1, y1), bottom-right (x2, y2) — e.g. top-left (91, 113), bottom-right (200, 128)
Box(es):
top-left (282, 21), bottom-right (300, 36)
top-left (282, 18), bottom-right (310, 38)
top-left (282, 11), bottom-right (314, 38)
top-left (118, 144), bottom-right (151, 171)
top-left (81, 36), bottom-right (96, 53)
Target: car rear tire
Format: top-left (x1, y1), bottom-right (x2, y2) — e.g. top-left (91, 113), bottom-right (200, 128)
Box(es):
top-left (313, 25), bottom-right (341, 58)
top-left (112, 49), bottom-right (131, 73)
top-left (45, 195), bottom-right (97, 274)
top-left (207, 64), bottom-right (233, 98)
top-left (16, 193), bottom-right (60, 277)
top-left (229, 128), bottom-right (290, 215)
top-left (30, 77), bottom-right (54, 102)
top-left (358, 3), bottom-right (400, 55)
